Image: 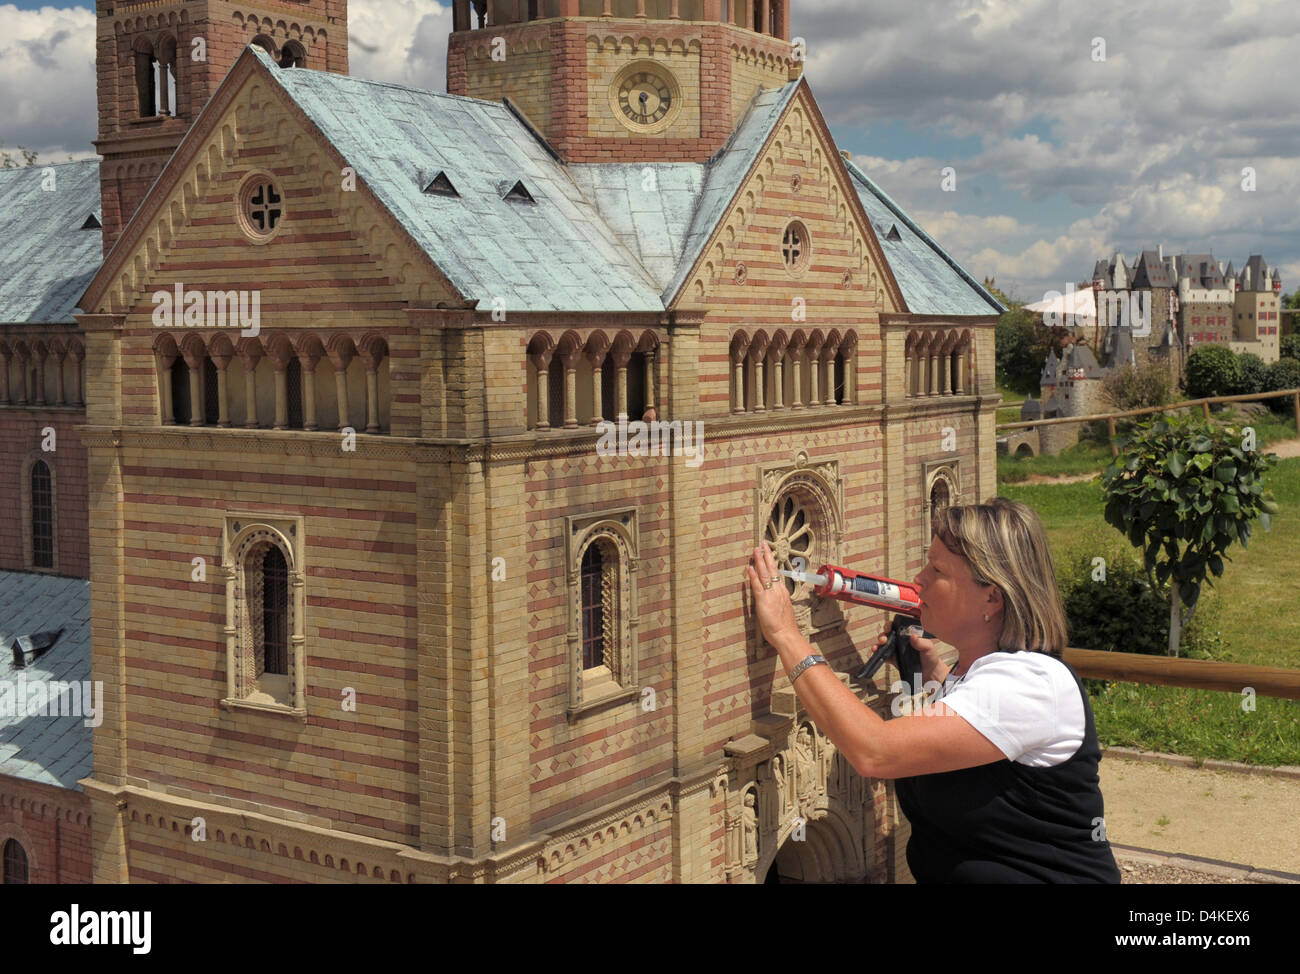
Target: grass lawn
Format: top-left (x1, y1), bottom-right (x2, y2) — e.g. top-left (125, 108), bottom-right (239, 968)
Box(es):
top-left (999, 443), bottom-right (1300, 767)
top-left (998, 409), bottom-right (1298, 484)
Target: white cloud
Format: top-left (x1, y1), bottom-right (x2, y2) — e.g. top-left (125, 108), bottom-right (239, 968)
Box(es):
top-left (348, 0), bottom-right (451, 92)
top-left (0, 4), bottom-right (97, 161)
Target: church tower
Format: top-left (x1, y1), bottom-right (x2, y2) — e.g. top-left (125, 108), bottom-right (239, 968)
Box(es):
top-left (93, 0), bottom-right (350, 252)
top-left (446, 1), bottom-right (799, 162)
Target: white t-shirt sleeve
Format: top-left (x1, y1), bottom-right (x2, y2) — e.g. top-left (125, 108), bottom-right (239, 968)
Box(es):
top-left (938, 652), bottom-right (1086, 767)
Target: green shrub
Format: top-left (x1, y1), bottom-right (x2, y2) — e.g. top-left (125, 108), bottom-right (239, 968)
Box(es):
top-left (1102, 360), bottom-right (1173, 412)
top-left (1266, 358), bottom-right (1300, 412)
top-left (1059, 546), bottom-right (1169, 655)
top-left (1280, 334), bottom-right (1300, 361)
top-left (1057, 544), bottom-right (1226, 659)
top-left (1184, 344), bottom-right (1241, 399)
top-left (1235, 353), bottom-right (1268, 396)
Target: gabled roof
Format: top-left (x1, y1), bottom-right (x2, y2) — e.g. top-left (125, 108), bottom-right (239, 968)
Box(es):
top-left (567, 163), bottom-right (704, 295)
top-left (0, 570), bottom-right (92, 790)
top-left (1131, 250), bottom-right (1175, 289)
top-left (256, 46), bottom-right (665, 313)
top-left (842, 157), bottom-right (1004, 316)
top-left (659, 79), bottom-right (803, 303)
top-left (1176, 252), bottom-right (1227, 289)
top-left (0, 160), bottom-right (102, 323)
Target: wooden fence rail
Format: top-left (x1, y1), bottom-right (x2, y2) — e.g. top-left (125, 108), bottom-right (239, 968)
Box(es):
top-left (997, 387), bottom-right (1300, 458)
top-left (1062, 647), bottom-right (1300, 700)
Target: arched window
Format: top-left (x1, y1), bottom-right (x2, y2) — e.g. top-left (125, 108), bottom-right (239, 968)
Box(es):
top-left (2, 839), bottom-right (28, 884)
top-left (286, 358), bottom-right (304, 429)
top-left (627, 351), bottom-right (647, 419)
top-left (251, 35), bottom-right (277, 57)
top-left (157, 37), bottom-right (178, 115)
top-left (580, 543), bottom-right (607, 671)
top-left (567, 518), bottom-right (640, 717)
top-left (31, 459), bottom-right (53, 570)
top-left (134, 44), bottom-right (156, 116)
top-left (279, 41), bottom-right (306, 68)
top-left (259, 545), bottom-right (289, 678)
top-left (600, 356), bottom-right (617, 421)
top-left (170, 357), bottom-right (191, 424)
top-left (223, 517), bottom-right (306, 716)
top-left (930, 479), bottom-right (950, 522)
top-left (546, 358), bottom-right (563, 428)
top-left (833, 354), bottom-right (845, 405)
top-left (203, 357), bottom-right (220, 425)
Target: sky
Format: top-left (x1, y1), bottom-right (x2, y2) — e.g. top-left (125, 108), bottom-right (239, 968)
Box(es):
top-left (2, 0), bottom-right (1297, 303)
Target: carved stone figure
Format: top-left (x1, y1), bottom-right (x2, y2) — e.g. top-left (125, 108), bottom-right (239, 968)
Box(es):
top-left (795, 725), bottom-right (816, 801)
top-left (771, 753), bottom-right (787, 820)
top-left (742, 791), bottom-right (758, 865)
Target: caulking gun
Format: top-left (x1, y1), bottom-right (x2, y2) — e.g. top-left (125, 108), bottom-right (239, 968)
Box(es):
top-left (777, 564), bottom-right (935, 682)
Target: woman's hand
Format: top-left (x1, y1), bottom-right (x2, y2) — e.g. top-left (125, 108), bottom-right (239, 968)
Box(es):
top-left (873, 625), bottom-right (940, 657)
top-left (745, 541), bottom-right (799, 649)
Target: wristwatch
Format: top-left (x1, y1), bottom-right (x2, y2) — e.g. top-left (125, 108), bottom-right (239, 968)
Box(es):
top-left (789, 654), bottom-right (828, 684)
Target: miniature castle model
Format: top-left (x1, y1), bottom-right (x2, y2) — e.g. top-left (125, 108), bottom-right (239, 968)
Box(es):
top-left (0, 0), bottom-right (1003, 884)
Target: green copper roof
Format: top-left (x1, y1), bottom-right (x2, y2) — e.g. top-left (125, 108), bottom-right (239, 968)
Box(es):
top-left (0, 160), bottom-right (102, 323)
top-left (0, 570), bottom-right (93, 790)
top-left (258, 47), bottom-right (666, 313)
top-left (843, 156), bottom-right (1004, 316)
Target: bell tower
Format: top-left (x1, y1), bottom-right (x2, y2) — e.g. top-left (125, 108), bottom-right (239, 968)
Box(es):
top-left (446, 1), bottom-right (800, 163)
top-left (94, 0), bottom-right (350, 253)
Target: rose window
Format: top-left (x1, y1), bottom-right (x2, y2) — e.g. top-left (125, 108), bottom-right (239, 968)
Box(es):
top-left (765, 494), bottom-right (816, 598)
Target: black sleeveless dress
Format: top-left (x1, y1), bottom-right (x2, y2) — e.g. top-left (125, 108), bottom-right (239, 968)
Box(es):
top-left (894, 655), bottom-right (1123, 883)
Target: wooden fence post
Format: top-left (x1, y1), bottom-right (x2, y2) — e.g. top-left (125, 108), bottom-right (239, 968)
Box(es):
top-left (1107, 416), bottom-right (1118, 457)
top-left (1202, 400), bottom-right (1211, 421)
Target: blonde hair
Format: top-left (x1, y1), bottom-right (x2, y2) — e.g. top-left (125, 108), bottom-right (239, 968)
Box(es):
top-left (930, 497), bottom-right (1068, 656)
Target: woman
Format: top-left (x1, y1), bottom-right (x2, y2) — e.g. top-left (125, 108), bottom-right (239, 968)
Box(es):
top-left (745, 496), bottom-right (1121, 883)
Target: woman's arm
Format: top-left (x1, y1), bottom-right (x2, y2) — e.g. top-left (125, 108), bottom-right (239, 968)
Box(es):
top-left (770, 626), bottom-right (1004, 779)
top-left (748, 543), bottom-right (1003, 779)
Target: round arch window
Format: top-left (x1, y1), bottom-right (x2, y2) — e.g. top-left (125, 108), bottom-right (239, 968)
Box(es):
top-left (781, 221), bottom-right (810, 276)
top-left (237, 173), bottom-right (284, 243)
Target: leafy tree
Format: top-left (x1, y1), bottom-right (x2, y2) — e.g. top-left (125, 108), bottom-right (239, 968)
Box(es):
top-left (995, 307), bottom-right (1071, 395)
top-left (1235, 352), bottom-right (1268, 396)
top-left (1183, 344), bottom-right (1241, 399)
top-left (995, 307), bottom-right (1040, 394)
top-left (1102, 414), bottom-right (1279, 656)
top-left (1280, 334), bottom-right (1300, 361)
top-left (1101, 360), bottom-right (1172, 412)
top-left (0, 140), bottom-right (38, 169)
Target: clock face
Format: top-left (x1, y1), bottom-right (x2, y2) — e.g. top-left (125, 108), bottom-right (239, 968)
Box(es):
top-left (618, 71), bottom-right (673, 125)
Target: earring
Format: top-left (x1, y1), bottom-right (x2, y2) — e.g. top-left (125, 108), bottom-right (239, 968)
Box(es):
top-left (983, 613), bottom-right (989, 622)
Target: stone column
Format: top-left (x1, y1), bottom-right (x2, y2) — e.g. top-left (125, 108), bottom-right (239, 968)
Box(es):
top-left (33, 345), bottom-right (47, 406)
top-left (72, 346), bottom-right (85, 406)
top-left (157, 352), bottom-right (174, 424)
top-left (188, 363), bottom-right (202, 426)
top-left (531, 349), bottom-right (552, 430)
top-left (213, 353), bottom-right (232, 427)
top-left (643, 349), bottom-right (656, 416)
top-left (329, 344), bottom-right (356, 431)
top-left (790, 347), bottom-right (803, 408)
top-left (586, 347), bottom-right (607, 425)
top-left (773, 354), bottom-right (784, 408)
top-left (54, 348), bottom-right (67, 405)
top-left (364, 367), bottom-right (380, 434)
top-left (239, 343), bottom-right (262, 428)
